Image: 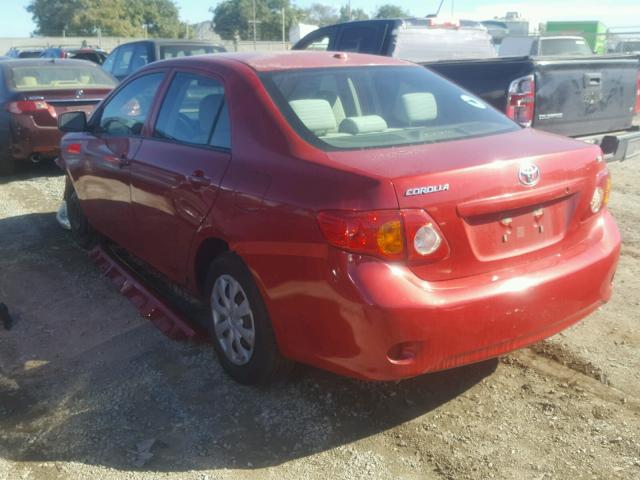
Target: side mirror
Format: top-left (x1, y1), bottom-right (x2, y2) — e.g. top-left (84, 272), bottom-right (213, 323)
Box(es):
top-left (58, 111), bottom-right (87, 133)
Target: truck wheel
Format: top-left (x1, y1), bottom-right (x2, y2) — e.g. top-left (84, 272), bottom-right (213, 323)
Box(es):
top-left (204, 253), bottom-right (292, 385)
top-left (66, 189), bottom-right (100, 249)
top-left (0, 150), bottom-right (16, 176)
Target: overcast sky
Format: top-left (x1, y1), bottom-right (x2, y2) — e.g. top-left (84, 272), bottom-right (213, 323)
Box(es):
top-left (3, 0), bottom-right (640, 37)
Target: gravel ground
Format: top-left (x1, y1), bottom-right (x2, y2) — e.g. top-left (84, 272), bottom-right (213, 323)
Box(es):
top-left (0, 160), bottom-right (639, 480)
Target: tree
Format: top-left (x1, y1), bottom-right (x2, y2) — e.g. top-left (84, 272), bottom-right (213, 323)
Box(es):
top-left (374, 4), bottom-right (410, 19)
top-left (303, 3), bottom-right (339, 26)
top-left (212, 0), bottom-right (304, 42)
top-left (338, 5), bottom-right (369, 23)
top-left (27, 0), bottom-right (182, 37)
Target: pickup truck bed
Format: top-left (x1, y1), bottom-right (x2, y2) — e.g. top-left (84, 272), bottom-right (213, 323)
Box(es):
top-left (293, 19), bottom-right (640, 161)
top-left (426, 55), bottom-right (640, 161)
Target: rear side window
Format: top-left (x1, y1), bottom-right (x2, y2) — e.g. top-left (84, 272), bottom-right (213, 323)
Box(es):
top-left (159, 45), bottom-right (219, 59)
top-left (261, 66), bottom-right (518, 151)
top-left (154, 72), bottom-right (230, 149)
top-left (98, 73), bottom-right (164, 136)
top-left (337, 26), bottom-right (383, 54)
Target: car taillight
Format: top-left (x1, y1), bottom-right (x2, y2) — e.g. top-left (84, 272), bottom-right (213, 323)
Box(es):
top-left (506, 74), bottom-right (535, 127)
top-left (588, 169), bottom-right (612, 216)
top-left (6, 100), bottom-right (57, 118)
top-left (635, 71), bottom-right (640, 114)
top-left (317, 209), bottom-right (449, 262)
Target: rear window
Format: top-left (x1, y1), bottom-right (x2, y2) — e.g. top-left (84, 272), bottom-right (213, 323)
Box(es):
top-left (159, 45), bottom-right (223, 59)
top-left (261, 66), bottom-right (518, 151)
top-left (6, 64), bottom-right (116, 90)
top-left (539, 38), bottom-right (592, 56)
top-left (621, 41), bottom-right (640, 53)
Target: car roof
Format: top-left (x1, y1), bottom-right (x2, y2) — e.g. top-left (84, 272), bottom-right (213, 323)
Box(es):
top-left (154, 51), bottom-right (413, 72)
top-left (117, 39), bottom-right (222, 47)
top-left (0, 58), bottom-right (104, 68)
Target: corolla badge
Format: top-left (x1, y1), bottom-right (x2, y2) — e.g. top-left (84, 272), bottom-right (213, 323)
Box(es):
top-left (405, 184), bottom-right (450, 196)
top-left (518, 163), bottom-right (540, 187)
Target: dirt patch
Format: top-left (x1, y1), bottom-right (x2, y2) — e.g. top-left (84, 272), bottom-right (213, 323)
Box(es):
top-left (0, 160), bottom-right (639, 480)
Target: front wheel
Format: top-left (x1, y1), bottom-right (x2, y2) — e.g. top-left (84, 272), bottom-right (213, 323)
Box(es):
top-left (204, 253), bottom-right (292, 385)
top-left (66, 188), bottom-right (100, 249)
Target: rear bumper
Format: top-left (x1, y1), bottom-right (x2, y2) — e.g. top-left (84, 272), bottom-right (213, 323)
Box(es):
top-left (9, 116), bottom-right (61, 161)
top-left (289, 211), bottom-right (620, 381)
top-left (577, 127), bottom-right (640, 162)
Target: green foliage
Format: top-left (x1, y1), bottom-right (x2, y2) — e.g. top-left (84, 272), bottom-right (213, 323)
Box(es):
top-left (374, 4), bottom-right (410, 19)
top-left (212, 0), bottom-right (305, 41)
top-left (338, 5), bottom-right (369, 23)
top-left (27, 0), bottom-right (183, 37)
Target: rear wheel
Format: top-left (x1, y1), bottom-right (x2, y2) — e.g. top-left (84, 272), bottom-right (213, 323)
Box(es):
top-left (66, 188), bottom-right (100, 249)
top-left (205, 253), bottom-right (292, 385)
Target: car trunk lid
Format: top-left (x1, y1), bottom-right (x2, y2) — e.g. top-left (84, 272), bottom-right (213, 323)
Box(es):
top-left (17, 88), bottom-right (110, 126)
top-left (324, 129), bottom-right (603, 282)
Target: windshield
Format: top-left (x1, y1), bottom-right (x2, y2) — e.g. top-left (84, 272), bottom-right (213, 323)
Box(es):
top-left (261, 66), bottom-right (518, 151)
top-left (540, 38), bottom-right (592, 56)
top-left (159, 45), bottom-right (223, 59)
top-left (6, 64), bottom-right (116, 90)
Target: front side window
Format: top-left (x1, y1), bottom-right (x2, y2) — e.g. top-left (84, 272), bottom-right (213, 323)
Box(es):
top-left (154, 72), bottom-right (230, 148)
top-left (98, 73), bottom-right (164, 136)
top-left (112, 45), bottom-right (136, 78)
top-left (102, 51), bottom-right (116, 73)
top-left (261, 66), bottom-right (518, 151)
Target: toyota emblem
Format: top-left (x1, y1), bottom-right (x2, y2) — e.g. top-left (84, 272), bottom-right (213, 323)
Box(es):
top-left (518, 163), bottom-right (540, 187)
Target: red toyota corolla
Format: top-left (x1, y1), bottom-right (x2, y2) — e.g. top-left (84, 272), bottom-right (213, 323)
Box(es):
top-left (57, 52), bottom-right (620, 384)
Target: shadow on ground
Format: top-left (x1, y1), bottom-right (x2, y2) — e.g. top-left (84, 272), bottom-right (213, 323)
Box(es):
top-left (0, 212), bottom-right (497, 472)
top-left (0, 160), bottom-right (63, 185)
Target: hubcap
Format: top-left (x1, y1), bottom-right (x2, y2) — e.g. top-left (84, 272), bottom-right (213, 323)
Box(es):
top-left (210, 274), bottom-right (255, 366)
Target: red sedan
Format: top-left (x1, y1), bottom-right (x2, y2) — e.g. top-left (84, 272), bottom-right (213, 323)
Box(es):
top-left (57, 52), bottom-right (620, 384)
top-left (0, 59), bottom-right (116, 175)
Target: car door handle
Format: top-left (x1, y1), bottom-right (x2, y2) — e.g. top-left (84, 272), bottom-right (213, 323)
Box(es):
top-left (187, 172), bottom-right (211, 187)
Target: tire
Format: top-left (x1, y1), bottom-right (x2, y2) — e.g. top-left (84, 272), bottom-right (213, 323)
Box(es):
top-left (204, 253), bottom-right (292, 385)
top-left (0, 150), bottom-right (16, 176)
top-left (66, 188), bottom-right (100, 250)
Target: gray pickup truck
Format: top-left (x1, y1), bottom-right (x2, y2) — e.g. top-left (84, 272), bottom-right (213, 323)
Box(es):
top-left (293, 19), bottom-right (640, 162)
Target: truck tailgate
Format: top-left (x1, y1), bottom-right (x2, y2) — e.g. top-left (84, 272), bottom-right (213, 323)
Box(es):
top-left (534, 56), bottom-right (638, 137)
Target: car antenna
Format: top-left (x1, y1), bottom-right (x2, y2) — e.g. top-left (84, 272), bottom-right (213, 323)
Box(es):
top-left (426, 0), bottom-right (445, 18)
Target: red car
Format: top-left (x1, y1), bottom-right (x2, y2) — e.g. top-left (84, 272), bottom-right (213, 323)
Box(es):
top-left (57, 52), bottom-right (620, 384)
top-left (0, 59), bottom-right (116, 175)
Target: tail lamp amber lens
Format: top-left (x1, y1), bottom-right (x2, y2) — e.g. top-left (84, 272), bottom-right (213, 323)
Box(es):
top-left (376, 220), bottom-right (404, 255)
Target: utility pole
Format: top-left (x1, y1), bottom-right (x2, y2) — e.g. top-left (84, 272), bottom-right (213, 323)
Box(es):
top-left (281, 7), bottom-right (285, 49)
top-left (349, 0), bottom-right (352, 21)
top-left (248, 0), bottom-right (262, 50)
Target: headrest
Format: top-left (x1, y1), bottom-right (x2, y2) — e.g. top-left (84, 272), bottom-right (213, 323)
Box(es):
top-left (288, 99), bottom-right (337, 136)
top-left (339, 115), bottom-right (388, 134)
top-left (395, 92), bottom-right (437, 124)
